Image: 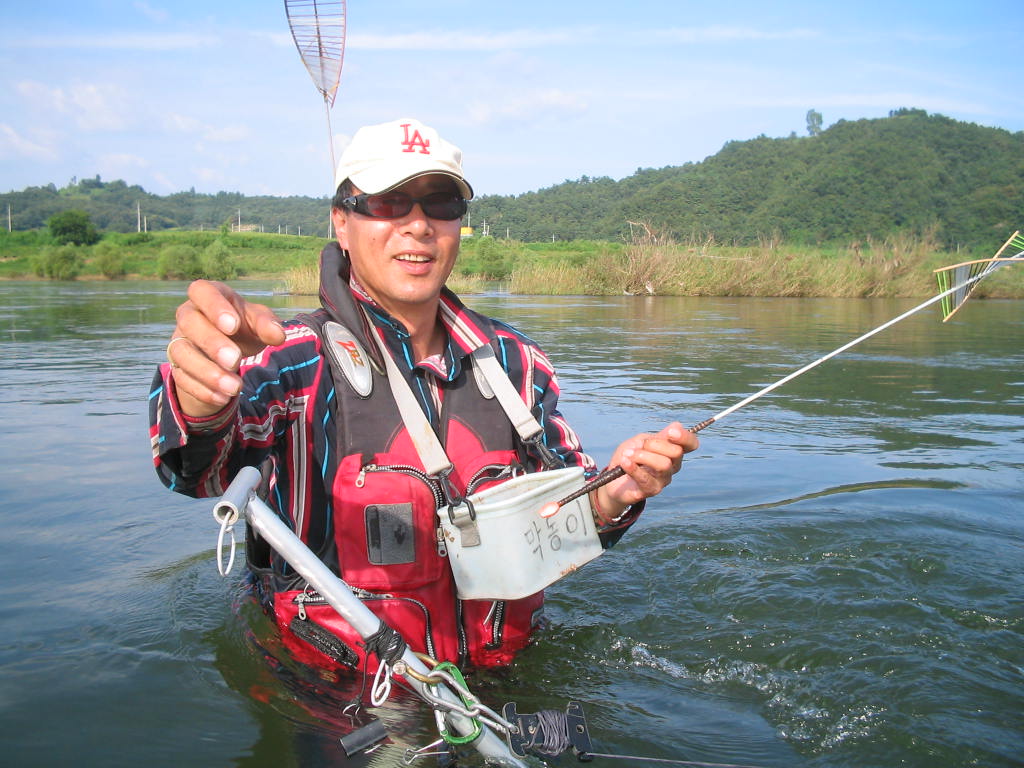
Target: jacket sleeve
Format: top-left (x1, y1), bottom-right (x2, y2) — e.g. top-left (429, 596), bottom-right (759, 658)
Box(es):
top-left (148, 325), bottom-right (320, 498)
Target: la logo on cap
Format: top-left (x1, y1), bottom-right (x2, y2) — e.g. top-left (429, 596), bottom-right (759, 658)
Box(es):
top-left (401, 123), bottom-right (431, 155)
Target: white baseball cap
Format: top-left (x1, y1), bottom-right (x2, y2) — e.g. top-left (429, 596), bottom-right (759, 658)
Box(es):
top-left (334, 118), bottom-right (473, 199)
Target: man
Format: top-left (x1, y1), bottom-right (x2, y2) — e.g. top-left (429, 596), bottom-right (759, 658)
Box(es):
top-left (150, 117), bottom-right (697, 671)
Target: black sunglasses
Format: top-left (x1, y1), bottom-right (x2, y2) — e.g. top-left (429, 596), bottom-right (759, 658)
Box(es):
top-left (340, 191), bottom-right (468, 221)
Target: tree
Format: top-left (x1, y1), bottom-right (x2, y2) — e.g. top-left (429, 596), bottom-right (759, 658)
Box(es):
top-left (48, 209), bottom-right (100, 245)
top-left (92, 241), bottom-right (126, 279)
top-left (201, 238), bottom-right (238, 280)
top-left (32, 245), bottom-right (82, 280)
top-left (806, 109), bottom-right (824, 137)
top-left (157, 244), bottom-right (203, 280)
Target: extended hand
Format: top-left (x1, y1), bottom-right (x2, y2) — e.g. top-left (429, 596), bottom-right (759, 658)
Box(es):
top-left (165, 280), bottom-right (286, 417)
top-left (593, 422), bottom-right (698, 522)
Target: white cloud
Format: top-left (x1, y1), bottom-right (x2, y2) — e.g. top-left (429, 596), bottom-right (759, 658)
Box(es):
top-left (467, 88), bottom-right (589, 125)
top-left (350, 28), bottom-right (589, 51)
top-left (655, 25), bottom-right (819, 43)
top-left (162, 112), bottom-right (249, 143)
top-left (163, 113), bottom-right (204, 134)
top-left (0, 123), bottom-right (58, 161)
top-left (5, 32), bottom-right (219, 51)
top-left (69, 83), bottom-right (132, 131)
top-left (258, 31), bottom-right (296, 48)
top-left (202, 125), bottom-right (250, 143)
top-left (133, 1), bottom-right (169, 24)
top-left (15, 80), bottom-right (131, 131)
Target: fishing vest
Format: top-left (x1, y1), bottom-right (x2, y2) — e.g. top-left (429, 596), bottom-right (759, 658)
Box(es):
top-left (270, 256), bottom-right (553, 669)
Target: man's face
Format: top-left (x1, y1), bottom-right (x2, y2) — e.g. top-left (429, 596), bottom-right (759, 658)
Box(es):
top-left (332, 174), bottom-right (462, 325)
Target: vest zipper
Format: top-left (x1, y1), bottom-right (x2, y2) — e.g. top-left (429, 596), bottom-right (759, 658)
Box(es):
top-left (486, 600), bottom-right (508, 649)
top-left (465, 462), bottom-right (521, 495)
top-left (455, 599), bottom-right (469, 664)
top-left (293, 587), bottom-right (438, 659)
top-left (355, 462), bottom-right (446, 508)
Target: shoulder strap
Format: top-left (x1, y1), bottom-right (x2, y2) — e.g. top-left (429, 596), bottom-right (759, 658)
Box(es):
top-left (471, 342), bottom-right (563, 468)
top-left (470, 343), bottom-right (542, 443)
top-left (367, 323), bottom-right (454, 479)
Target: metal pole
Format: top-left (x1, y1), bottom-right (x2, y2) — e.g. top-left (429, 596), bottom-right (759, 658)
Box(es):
top-left (324, 96), bottom-right (336, 241)
top-left (215, 468), bottom-right (526, 767)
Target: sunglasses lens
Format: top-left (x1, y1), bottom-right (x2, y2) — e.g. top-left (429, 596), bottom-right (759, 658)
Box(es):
top-left (363, 193), bottom-right (412, 218)
top-left (356, 193), bottom-right (466, 221)
top-left (420, 194), bottom-right (467, 220)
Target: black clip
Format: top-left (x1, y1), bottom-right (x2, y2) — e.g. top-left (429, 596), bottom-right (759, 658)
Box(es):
top-left (436, 467), bottom-right (465, 510)
top-left (523, 433), bottom-right (566, 470)
top-left (502, 701), bottom-right (594, 761)
top-left (447, 495), bottom-right (476, 525)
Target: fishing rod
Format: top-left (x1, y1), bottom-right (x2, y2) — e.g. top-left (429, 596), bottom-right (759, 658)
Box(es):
top-left (546, 236), bottom-right (1024, 513)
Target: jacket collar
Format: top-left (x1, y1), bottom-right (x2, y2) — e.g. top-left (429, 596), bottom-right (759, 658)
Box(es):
top-left (317, 241), bottom-right (497, 380)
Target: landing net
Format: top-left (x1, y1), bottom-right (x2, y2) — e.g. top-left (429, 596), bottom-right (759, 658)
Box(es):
top-left (284, 0), bottom-right (347, 107)
top-left (935, 230), bottom-right (1024, 322)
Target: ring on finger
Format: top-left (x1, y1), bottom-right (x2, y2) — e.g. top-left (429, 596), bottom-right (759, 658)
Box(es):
top-left (166, 336), bottom-right (192, 369)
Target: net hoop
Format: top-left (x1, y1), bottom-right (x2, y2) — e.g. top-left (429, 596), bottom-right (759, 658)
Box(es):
top-left (284, 0), bottom-right (347, 107)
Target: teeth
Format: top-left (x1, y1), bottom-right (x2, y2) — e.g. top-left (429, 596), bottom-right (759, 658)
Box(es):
top-left (396, 254), bottom-right (431, 263)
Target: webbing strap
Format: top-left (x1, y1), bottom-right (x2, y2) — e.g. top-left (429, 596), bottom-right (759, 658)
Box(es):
top-left (369, 326), bottom-right (453, 478)
top-left (470, 344), bottom-right (543, 443)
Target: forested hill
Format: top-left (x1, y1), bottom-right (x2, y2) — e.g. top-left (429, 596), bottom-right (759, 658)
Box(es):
top-left (3, 109), bottom-right (1021, 248)
top-left (472, 109), bottom-right (1023, 247)
top-left (2, 181), bottom-right (336, 241)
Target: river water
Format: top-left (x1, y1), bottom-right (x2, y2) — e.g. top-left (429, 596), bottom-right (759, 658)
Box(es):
top-left (0, 281), bottom-right (1021, 767)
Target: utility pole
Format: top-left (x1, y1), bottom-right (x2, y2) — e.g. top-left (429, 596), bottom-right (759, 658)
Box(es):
top-left (137, 202), bottom-right (141, 233)
top-left (7, 203), bottom-right (11, 232)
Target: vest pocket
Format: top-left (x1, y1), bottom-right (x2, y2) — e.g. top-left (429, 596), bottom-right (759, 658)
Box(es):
top-left (333, 453), bottom-right (446, 590)
top-left (275, 587), bottom-right (450, 667)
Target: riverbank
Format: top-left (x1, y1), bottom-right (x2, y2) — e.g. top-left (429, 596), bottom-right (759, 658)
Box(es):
top-left (2, 228), bottom-right (1021, 299)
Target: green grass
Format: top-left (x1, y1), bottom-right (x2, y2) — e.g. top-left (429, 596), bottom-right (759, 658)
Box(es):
top-left (0, 228), bottom-right (321, 281)
top-left (2, 227), bottom-right (1021, 300)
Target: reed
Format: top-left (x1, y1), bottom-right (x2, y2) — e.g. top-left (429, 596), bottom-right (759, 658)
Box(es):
top-left (282, 262), bottom-right (319, 295)
top-left (506, 228), bottom-right (1006, 298)
top-left (445, 273), bottom-right (490, 294)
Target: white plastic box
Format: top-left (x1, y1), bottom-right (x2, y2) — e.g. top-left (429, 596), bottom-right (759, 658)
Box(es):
top-left (439, 467), bottom-right (604, 600)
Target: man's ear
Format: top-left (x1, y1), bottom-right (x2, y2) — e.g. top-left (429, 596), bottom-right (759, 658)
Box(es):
top-left (331, 207), bottom-right (348, 248)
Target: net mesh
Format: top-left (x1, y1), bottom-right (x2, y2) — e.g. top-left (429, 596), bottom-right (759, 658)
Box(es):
top-left (285, 0), bottom-right (347, 106)
top-left (935, 231), bottom-right (1024, 322)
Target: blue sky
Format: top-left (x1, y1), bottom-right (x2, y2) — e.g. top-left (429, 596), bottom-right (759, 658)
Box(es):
top-left (1, 1), bottom-right (1021, 198)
